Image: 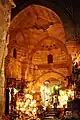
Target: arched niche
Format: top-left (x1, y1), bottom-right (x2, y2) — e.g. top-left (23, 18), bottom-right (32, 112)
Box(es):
top-left (30, 36), bottom-right (72, 75)
top-left (30, 36), bottom-right (69, 60)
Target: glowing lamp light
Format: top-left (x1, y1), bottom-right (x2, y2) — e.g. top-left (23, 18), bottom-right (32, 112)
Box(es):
top-left (55, 85), bottom-right (59, 90)
top-left (14, 88), bottom-right (18, 95)
top-left (20, 107), bottom-right (25, 112)
top-left (44, 80), bottom-right (50, 84)
top-left (33, 108), bottom-right (37, 114)
top-left (25, 94), bottom-right (33, 99)
top-left (24, 102), bottom-right (28, 108)
top-left (16, 91), bottom-right (37, 119)
top-left (32, 87), bottom-right (36, 93)
top-left (32, 90), bottom-right (36, 93)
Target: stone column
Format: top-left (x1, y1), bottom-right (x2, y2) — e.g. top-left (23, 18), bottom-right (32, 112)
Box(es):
top-left (0, 2), bottom-right (11, 118)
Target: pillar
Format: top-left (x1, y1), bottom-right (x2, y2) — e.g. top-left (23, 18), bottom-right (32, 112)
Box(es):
top-left (0, 1), bottom-right (11, 118)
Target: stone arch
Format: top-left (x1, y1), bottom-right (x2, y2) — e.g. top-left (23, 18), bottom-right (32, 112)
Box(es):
top-left (29, 36), bottom-right (69, 61)
top-left (30, 36), bottom-right (72, 75)
top-left (10, 4), bottom-right (62, 28)
top-left (34, 70), bottom-right (67, 90)
top-left (11, 1), bottom-right (76, 41)
top-left (6, 4), bottom-right (72, 91)
top-left (9, 4), bottom-right (66, 45)
top-left (11, 1), bottom-right (75, 27)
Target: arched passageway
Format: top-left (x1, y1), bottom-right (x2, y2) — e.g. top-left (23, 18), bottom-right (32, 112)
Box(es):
top-left (6, 4), bottom-right (72, 82)
top-left (5, 4), bottom-right (72, 117)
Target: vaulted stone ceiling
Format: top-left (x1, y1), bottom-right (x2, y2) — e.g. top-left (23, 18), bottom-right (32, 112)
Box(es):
top-left (10, 5), bottom-right (66, 43)
top-left (5, 5), bottom-right (72, 89)
top-left (12, 0), bottom-right (80, 41)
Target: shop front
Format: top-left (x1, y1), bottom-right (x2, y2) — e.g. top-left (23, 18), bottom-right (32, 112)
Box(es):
top-left (40, 80), bottom-right (74, 109)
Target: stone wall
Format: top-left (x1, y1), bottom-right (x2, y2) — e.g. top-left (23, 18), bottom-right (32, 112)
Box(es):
top-left (0, 1), bottom-right (11, 118)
